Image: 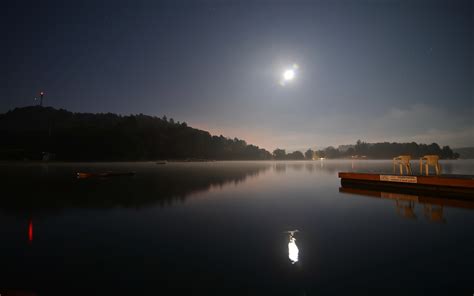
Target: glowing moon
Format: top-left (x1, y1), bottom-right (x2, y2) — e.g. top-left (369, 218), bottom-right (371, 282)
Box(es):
top-left (280, 63), bottom-right (299, 86)
top-left (283, 69), bottom-right (295, 81)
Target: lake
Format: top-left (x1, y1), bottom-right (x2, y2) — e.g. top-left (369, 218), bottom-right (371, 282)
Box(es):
top-left (0, 160), bottom-right (473, 295)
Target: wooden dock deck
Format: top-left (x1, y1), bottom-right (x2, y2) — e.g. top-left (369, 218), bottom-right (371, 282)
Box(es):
top-left (338, 172), bottom-right (474, 198)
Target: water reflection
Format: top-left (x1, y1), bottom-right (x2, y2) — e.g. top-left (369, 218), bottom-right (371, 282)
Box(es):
top-left (2, 160), bottom-right (471, 215)
top-left (394, 199), bottom-right (417, 219)
top-left (340, 185), bottom-right (474, 223)
top-left (272, 159), bottom-right (473, 177)
top-left (423, 204), bottom-right (446, 223)
top-left (271, 160), bottom-right (397, 175)
top-left (0, 162), bottom-right (271, 213)
top-left (0, 160), bottom-right (472, 295)
top-left (28, 218), bottom-right (33, 243)
top-left (285, 230), bottom-right (299, 264)
top-left (274, 163), bottom-right (287, 174)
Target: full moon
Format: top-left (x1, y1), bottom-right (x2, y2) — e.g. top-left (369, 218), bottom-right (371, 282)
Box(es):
top-left (283, 69), bottom-right (295, 81)
top-left (280, 64), bottom-right (299, 86)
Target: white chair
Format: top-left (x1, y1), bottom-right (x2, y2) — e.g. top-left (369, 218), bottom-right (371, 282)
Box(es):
top-left (393, 155), bottom-right (412, 175)
top-left (420, 155), bottom-right (441, 176)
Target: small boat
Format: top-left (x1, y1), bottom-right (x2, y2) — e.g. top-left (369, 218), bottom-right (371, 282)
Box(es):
top-left (76, 171), bottom-right (135, 179)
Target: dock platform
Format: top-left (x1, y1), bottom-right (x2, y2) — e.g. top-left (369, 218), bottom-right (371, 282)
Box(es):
top-left (338, 172), bottom-right (474, 198)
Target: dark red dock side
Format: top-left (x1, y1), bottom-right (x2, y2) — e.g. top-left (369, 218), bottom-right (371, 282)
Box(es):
top-left (338, 172), bottom-right (474, 198)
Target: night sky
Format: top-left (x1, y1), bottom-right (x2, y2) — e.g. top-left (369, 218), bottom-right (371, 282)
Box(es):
top-left (2, 0), bottom-right (472, 150)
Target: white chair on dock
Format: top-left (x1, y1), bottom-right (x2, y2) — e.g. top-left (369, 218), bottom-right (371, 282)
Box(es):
top-left (393, 155), bottom-right (412, 175)
top-left (419, 155), bottom-right (441, 176)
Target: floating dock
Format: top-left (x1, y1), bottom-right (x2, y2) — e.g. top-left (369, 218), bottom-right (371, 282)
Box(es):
top-left (338, 172), bottom-right (474, 198)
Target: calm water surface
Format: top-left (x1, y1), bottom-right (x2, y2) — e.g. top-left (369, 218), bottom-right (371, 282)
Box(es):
top-left (1, 160), bottom-right (473, 295)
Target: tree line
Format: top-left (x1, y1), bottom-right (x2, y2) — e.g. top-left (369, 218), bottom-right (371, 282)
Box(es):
top-left (0, 106), bottom-right (272, 161)
top-left (0, 107), bottom-right (459, 161)
top-left (273, 140), bottom-right (459, 160)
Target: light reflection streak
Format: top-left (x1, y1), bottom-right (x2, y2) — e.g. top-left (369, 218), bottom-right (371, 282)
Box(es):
top-left (286, 230), bottom-right (299, 264)
top-left (28, 219), bottom-right (33, 243)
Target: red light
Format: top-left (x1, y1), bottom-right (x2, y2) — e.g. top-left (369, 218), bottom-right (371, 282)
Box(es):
top-left (28, 219), bottom-right (33, 243)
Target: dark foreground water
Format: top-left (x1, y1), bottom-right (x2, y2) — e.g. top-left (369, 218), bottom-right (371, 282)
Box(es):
top-left (0, 160), bottom-right (473, 296)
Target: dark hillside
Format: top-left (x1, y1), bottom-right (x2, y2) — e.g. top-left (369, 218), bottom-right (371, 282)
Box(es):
top-left (0, 106), bottom-right (272, 161)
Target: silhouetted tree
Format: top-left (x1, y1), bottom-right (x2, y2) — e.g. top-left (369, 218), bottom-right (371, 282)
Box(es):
top-left (287, 151), bottom-right (305, 160)
top-left (313, 140), bottom-right (458, 159)
top-left (273, 149), bottom-right (286, 160)
top-left (305, 149), bottom-right (314, 160)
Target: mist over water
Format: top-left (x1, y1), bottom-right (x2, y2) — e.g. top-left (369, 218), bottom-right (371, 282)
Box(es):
top-left (0, 160), bottom-right (473, 295)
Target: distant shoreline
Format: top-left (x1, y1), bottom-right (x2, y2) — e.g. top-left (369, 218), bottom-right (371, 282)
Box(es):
top-left (1, 159), bottom-right (472, 165)
top-left (0, 106), bottom-right (467, 161)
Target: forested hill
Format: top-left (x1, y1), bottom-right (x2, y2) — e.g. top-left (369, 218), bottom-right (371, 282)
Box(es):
top-left (0, 106), bottom-right (272, 161)
top-left (310, 140), bottom-right (459, 159)
top-left (453, 147), bottom-right (474, 159)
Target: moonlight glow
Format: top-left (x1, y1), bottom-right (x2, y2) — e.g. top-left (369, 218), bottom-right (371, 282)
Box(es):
top-left (280, 63), bottom-right (299, 86)
top-left (283, 69), bottom-right (295, 81)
